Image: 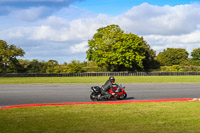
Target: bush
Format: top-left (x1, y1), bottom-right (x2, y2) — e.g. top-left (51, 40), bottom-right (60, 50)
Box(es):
top-left (157, 65), bottom-right (200, 72)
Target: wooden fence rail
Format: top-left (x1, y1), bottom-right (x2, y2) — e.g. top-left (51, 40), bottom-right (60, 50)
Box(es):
top-left (0, 72), bottom-right (200, 77)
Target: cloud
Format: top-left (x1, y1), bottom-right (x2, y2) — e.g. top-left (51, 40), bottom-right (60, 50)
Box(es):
top-left (69, 41), bottom-right (88, 53)
top-left (0, 0), bottom-right (83, 19)
top-left (115, 3), bottom-right (200, 35)
top-left (9, 6), bottom-right (53, 21)
top-left (1, 3), bottom-right (200, 63)
top-left (143, 29), bottom-right (200, 53)
top-left (53, 5), bottom-right (96, 20)
top-left (25, 14), bottom-right (105, 41)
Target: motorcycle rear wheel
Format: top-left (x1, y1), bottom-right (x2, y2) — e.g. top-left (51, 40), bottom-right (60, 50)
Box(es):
top-left (90, 93), bottom-right (99, 101)
top-left (117, 93), bottom-right (127, 100)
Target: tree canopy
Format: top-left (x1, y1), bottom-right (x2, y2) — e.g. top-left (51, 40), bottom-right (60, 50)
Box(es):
top-left (86, 24), bottom-right (156, 71)
top-left (156, 48), bottom-right (189, 66)
top-left (0, 40), bottom-right (25, 73)
top-left (191, 48), bottom-right (200, 66)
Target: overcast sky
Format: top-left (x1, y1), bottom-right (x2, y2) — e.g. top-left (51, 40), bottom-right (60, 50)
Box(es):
top-left (0, 0), bottom-right (200, 63)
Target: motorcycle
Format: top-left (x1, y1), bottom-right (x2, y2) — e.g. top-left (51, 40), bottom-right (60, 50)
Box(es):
top-left (90, 84), bottom-right (127, 101)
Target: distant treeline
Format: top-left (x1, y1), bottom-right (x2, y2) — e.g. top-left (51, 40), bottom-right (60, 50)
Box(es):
top-left (1, 51), bottom-right (200, 74)
top-left (1, 24), bottom-right (200, 73)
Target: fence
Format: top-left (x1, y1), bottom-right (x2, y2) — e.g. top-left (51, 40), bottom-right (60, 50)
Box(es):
top-left (0, 72), bottom-right (200, 77)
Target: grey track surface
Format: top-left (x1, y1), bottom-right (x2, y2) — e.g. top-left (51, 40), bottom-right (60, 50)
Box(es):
top-left (0, 83), bottom-right (200, 107)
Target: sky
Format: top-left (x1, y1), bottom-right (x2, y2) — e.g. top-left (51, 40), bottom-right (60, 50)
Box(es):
top-left (0, 0), bottom-right (200, 63)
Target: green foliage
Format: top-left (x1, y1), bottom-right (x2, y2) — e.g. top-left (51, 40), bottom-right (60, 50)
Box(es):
top-left (191, 48), bottom-right (200, 66)
top-left (141, 38), bottom-right (159, 70)
top-left (0, 40), bottom-right (25, 73)
top-left (67, 60), bottom-right (85, 73)
top-left (19, 59), bottom-right (69, 74)
top-left (45, 60), bottom-right (59, 73)
top-left (157, 65), bottom-right (200, 72)
top-left (15, 59), bottom-right (86, 74)
top-left (87, 24), bottom-right (155, 71)
top-left (167, 65), bottom-right (183, 72)
top-left (180, 66), bottom-right (200, 72)
top-left (57, 62), bottom-right (68, 73)
top-left (82, 61), bottom-right (107, 72)
top-left (156, 48), bottom-right (189, 66)
top-left (27, 59), bottom-right (44, 73)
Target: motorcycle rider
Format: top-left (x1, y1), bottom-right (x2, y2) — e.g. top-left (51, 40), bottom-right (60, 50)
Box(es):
top-left (101, 76), bottom-right (119, 98)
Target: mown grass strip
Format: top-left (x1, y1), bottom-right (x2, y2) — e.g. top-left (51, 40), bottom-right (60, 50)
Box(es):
top-left (0, 101), bottom-right (200, 133)
top-left (0, 76), bottom-right (200, 84)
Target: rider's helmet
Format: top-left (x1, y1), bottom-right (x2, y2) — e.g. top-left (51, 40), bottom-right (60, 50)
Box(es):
top-left (109, 76), bottom-right (115, 83)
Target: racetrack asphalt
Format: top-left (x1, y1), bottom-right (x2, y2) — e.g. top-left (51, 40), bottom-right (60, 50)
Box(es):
top-left (0, 83), bottom-right (200, 107)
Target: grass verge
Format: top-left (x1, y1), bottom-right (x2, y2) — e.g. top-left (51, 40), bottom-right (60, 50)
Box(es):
top-left (0, 76), bottom-right (200, 84)
top-left (1, 101), bottom-right (200, 133)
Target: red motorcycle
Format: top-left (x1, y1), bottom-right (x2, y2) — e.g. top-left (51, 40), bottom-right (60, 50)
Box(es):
top-left (90, 84), bottom-right (127, 101)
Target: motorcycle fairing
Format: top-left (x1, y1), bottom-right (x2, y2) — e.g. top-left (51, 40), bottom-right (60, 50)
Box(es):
top-left (91, 86), bottom-right (101, 94)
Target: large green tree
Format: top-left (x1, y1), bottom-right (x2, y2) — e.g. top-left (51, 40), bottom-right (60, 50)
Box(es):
top-left (0, 40), bottom-right (25, 73)
top-left (156, 48), bottom-right (189, 66)
top-left (86, 24), bottom-right (155, 71)
top-left (191, 48), bottom-right (200, 66)
top-left (140, 38), bottom-right (158, 70)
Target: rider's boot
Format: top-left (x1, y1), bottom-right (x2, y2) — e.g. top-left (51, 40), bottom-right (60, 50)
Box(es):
top-left (105, 92), bottom-right (112, 99)
top-left (101, 87), bottom-right (105, 94)
top-left (98, 94), bottom-right (102, 100)
top-left (115, 87), bottom-right (120, 93)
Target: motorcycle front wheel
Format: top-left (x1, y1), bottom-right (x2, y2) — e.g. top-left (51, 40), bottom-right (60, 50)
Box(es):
top-left (117, 93), bottom-right (127, 100)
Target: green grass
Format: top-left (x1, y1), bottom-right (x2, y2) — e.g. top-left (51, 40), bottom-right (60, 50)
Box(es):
top-left (1, 101), bottom-right (200, 133)
top-left (0, 76), bottom-right (200, 84)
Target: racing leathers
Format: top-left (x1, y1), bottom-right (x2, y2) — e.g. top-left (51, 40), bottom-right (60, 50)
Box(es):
top-left (101, 80), bottom-right (119, 98)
